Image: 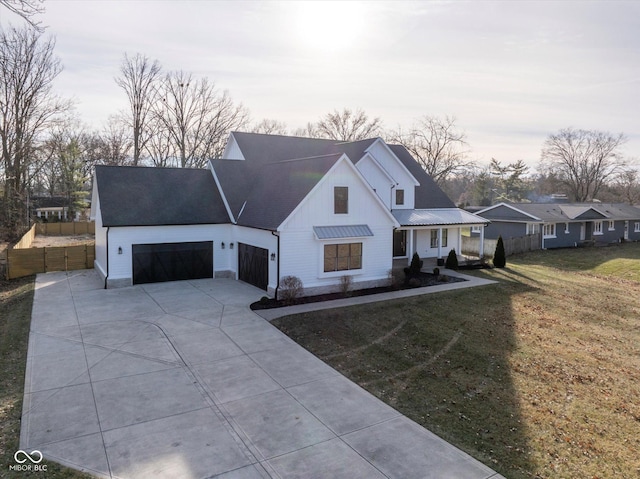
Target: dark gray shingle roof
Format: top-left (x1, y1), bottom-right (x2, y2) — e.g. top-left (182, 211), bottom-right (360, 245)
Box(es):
top-left (234, 154), bottom-right (342, 230)
top-left (95, 165), bottom-right (229, 227)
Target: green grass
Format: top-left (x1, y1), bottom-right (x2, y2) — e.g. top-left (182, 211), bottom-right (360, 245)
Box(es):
top-left (0, 276), bottom-right (92, 478)
top-left (273, 242), bottom-right (640, 479)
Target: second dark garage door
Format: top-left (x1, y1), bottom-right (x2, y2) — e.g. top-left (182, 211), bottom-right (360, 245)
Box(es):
top-left (238, 243), bottom-right (268, 291)
top-left (132, 241), bottom-right (213, 285)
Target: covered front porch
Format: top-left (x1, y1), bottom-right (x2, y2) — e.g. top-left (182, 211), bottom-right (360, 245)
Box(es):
top-left (391, 208), bottom-right (488, 266)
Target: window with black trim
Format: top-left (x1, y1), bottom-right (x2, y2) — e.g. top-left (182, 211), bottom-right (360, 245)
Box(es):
top-left (396, 189), bottom-right (404, 205)
top-left (324, 243), bottom-right (362, 272)
top-left (334, 187), bottom-right (348, 214)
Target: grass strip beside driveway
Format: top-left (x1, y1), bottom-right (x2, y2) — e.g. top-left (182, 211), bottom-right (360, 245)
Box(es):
top-left (273, 244), bottom-right (640, 479)
top-left (0, 276), bottom-right (92, 478)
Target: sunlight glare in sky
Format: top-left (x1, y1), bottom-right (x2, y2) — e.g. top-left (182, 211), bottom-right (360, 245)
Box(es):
top-left (292, 1), bottom-right (366, 53)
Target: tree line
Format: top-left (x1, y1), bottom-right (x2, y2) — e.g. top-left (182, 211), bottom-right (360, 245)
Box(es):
top-left (1, 18), bottom-right (638, 240)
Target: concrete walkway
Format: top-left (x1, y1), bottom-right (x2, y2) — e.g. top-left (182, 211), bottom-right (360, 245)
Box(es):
top-left (21, 269), bottom-right (503, 479)
top-left (256, 269), bottom-right (497, 321)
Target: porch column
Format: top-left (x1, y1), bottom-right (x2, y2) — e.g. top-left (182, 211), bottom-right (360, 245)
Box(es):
top-left (437, 227), bottom-right (443, 259)
top-left (479, 225), bottom-right (485, 259)
top-left (408, 228), bottom-right (414, 262)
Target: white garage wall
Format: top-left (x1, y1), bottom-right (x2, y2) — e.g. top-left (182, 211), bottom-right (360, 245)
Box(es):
top-left (106, 224), bottom-right (231, 287)
top-left (92, 193), bottom-right (108, 283)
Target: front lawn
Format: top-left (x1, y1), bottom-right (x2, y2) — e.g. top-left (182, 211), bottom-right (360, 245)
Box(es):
top-left (272, 243), bottom-right (640, 478)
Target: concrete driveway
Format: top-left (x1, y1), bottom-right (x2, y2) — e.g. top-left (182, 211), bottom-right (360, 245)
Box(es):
top-left (21, 269), bottom-right (502, 479)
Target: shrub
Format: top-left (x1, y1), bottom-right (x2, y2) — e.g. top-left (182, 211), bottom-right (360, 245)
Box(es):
top-left (433, 267), bottom-right (440, 276)
top-left (278, 275), bottom-right (304, 304)
top-left (408, 277), bottom-right (421, 288)
top-left (259, 296), bottom-right (270, 305)
top-left (339, 274), bottom-right (353, 296)
top-left (438, 274), bottom-right (450, 282)
top-left (388, 269), bottom-right (403, 290)
top-left (493, 235), bottom-right (506, 268)
top-left (409, 252), bottom-right (423, 275)
top-left (445, 249), bottom-right (458, 270)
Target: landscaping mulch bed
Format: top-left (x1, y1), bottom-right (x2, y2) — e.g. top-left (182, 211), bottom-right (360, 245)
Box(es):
top-left (250, 271), bottom-right (466, 310)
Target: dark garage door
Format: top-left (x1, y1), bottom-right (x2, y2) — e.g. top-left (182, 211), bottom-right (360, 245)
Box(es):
top-left (132, 241), bottom-right (213, 285)
top-left (238, 243), bottom-right (268, 291)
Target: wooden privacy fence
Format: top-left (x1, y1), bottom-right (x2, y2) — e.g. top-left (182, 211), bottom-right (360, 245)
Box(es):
top-left (36, 221), bottom-right (95, 235)
top-left (6, 244), bottom-right (95, 279)
top-left (462, 233), bottom-right (541, 258)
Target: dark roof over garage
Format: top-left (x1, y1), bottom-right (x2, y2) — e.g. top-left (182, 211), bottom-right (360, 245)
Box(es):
top-left (95, 165), bottom-right (230, 227)
top-left (211, 153), bottom-right (342, 230)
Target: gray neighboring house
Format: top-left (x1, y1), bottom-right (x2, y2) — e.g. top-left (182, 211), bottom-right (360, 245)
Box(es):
top-left (475, 202), bottom-right (640, 249)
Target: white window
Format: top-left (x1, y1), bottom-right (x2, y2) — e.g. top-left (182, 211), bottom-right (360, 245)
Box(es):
top-left (608, 221), bottom-right (615, 231)
top-left (543, 223), bottom-right (556, 238)
top-left (334, 187), bottom-right (348, 214)
top-left (565, 223), bottom-right (570, 234)
top-left (593, 221), bottom-right (603, 235)
top-left (526, 223), bottom-right (539, 235)
top-left (635, 222), bottom-right (640, 232)
top-left (430, 230), bottom-right (438, 248)
top-left (471, 226), bottom-right (481, 233)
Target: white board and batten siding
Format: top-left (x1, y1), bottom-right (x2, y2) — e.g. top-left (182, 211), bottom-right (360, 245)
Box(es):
top-left (92, 191), bottom-right (108, 281)
top-left (355, 154), bottom-right (395, 209)
top-left (105, 224), bottom-right (232, 287)
top-left (364, 140), bottom-right (418, 210)
top-left (279, 158), bottom-right (396, 294)
top-left (414, 228), bottom-right (461, 258)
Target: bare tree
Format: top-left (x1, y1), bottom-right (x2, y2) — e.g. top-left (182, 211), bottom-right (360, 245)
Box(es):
top-left (0, 0), bottom-right (45, 31)
top-left (0, 26), bottom-right (71, 238)
top-left (613, 165), bottom-right (640, 205)
top-left (152, 70), bottom-right (249, 168)
top-left (115, 53), bottom-right (162, 165)
top-left (314, 108), bottom-right (382, 142)
top-left (292, 122), bottom-right (319, 138)
top-left (540, 128), bottom-right (627, 202)
top-left (390, 116), bottom-right (472, 185)
top-left (251, 118), bottom-right (287, 135)
top-left (93, 116), bottom-right (133, 166)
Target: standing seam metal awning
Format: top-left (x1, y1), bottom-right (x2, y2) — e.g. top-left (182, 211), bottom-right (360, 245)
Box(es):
top-left (313, 225), bottom-right (374, 239)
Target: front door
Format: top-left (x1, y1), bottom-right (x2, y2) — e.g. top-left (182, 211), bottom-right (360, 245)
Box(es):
top-left (624, 221), bottom-right (629, 240)
top-left (393, 230), bottom-right (407, 257)
top-left (580, 223), bottom-right (586, 241)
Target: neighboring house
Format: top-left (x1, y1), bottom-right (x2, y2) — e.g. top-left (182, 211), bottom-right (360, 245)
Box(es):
top-left (475, 202), bottom-right (640, 249)
top-left (91, 132), bottom-right (487, 295)
top-left (31, 196), bottom-right (90, 222)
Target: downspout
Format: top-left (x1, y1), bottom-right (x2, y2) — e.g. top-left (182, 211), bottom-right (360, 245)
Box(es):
top-left (105, 227), bottom-right (110, 289)
top-left (271, 231), bottom-right (280, 300)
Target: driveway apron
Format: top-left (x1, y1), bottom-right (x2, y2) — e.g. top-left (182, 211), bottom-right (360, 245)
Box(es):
top-left (20, 270), bottom-right (503, 479)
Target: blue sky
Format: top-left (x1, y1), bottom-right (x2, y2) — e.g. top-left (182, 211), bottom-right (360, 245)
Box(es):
top-left (3, 0), bottom-right (639, 168)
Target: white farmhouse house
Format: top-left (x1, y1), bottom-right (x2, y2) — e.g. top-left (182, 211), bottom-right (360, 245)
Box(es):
top-left (91, 132), bottom-right (487, 295)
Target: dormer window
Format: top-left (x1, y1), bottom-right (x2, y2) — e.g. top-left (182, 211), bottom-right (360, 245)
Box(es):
top-left (396, 189), bottom-right (404, 206)
top-left (334, 187), bottom-right (348, 214)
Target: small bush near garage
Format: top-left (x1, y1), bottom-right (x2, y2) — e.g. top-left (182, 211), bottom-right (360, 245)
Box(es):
top-left (278, 275), bottom-right (304, 304)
